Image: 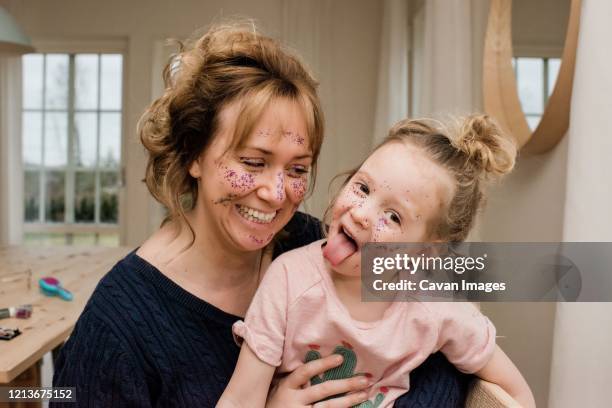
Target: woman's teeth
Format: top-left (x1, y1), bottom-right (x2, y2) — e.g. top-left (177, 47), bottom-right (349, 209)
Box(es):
top-left (237, 205), bottom-right (276, 224)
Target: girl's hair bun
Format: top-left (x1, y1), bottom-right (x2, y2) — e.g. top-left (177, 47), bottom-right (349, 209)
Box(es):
top-left (450, 114), bottom-right (517, 180)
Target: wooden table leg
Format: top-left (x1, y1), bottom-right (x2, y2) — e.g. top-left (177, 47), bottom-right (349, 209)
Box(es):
top-left (0, 360), bottom-right (42, 408)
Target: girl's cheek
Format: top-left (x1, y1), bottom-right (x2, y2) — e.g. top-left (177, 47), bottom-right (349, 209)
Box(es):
top-left (372, 217), bottom-right (389, 242)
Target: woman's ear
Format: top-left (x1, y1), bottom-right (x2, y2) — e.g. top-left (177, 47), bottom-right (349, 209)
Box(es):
top-left (189, 157), bottom-right (202, 178)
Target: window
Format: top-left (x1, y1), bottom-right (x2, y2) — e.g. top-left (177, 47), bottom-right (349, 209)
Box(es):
top-left (512, 57), bottom-right (561, 130)
top-left (22, 53), bottom-right (123, 246)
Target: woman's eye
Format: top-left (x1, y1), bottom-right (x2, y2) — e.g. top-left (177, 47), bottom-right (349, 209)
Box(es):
top-left (240, 158), bottom-right (265, 168)
top-left (288, 165), bottom-right (310, 178)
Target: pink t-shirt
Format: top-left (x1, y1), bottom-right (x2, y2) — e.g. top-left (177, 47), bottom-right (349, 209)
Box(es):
top-left (233, 240), bottom-right (496, 407)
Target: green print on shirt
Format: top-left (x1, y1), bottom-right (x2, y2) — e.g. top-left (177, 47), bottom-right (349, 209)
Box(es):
top-left (304, 341), bottom-right (388, 408)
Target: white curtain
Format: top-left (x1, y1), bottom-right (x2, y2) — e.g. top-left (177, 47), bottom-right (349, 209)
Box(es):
top-left (0, 55), bottom-right (23, 245)
top-left (372, 0), bottom-right (410, 146)
top-left (419, 0), bottom-right (473, 116)
top-left (372, 0), bottom-right (479, 147)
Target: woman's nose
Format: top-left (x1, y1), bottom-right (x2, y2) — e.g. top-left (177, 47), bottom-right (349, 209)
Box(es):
top-left (256, 171), bottom-right (285, 205)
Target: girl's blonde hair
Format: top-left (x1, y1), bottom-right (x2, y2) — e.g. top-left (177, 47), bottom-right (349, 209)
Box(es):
top-left (138, 21), bottom-right (324, 226)
top-left (325, 115), bottom-right (516, 242)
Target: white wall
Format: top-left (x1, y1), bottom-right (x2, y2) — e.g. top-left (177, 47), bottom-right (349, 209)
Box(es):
top-left (477, 1), bottom-right (571, 406)
top-left (3, 0), bottom-right (383, 245)
top-left (548, 1), bottom-right (612, 405)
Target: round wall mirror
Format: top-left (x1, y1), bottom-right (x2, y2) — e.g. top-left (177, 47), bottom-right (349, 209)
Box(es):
top-left (483, 0), bottom-right (581, 153)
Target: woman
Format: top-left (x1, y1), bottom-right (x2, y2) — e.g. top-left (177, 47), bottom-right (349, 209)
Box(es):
top-left (52, 22), bottom-right (470, 407)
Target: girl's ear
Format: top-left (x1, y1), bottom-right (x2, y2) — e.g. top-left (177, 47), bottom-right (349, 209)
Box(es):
top-left (189, 157), bottom-right (202, 178)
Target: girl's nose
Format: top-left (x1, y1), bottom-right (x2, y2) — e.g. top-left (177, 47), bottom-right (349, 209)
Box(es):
top-left (349, 203), bottom-right (371, 229)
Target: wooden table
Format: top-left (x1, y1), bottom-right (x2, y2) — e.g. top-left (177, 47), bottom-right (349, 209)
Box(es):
top-left (0, 246), bottom-right (132, 386)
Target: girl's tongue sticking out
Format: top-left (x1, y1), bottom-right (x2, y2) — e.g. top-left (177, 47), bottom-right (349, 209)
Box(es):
top-left (323, 229), bottom-right (358, 266)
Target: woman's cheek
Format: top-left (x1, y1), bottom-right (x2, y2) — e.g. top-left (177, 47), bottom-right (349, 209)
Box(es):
top-left (218, 163), bottom-right (256, 194)
top-left (289, 177), bottom-right (307, 202)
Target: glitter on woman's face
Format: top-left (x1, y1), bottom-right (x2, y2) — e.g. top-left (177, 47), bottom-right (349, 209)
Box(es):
top-left (282, 131), bottom-right (305, 145)
top-left (290, 177), bottom-right (307, 201)
top-left (276, 172), bottom-right (285, 202)
top-left (249, 233), bottom-right (274, 245)
top-left (256, 129), bottom-right (272, 138)
top-left (220, 165), bottom-right (256, 193)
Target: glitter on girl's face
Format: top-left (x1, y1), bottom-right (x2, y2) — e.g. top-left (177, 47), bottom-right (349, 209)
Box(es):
top-left (376, 217), bottom-right (388, 232)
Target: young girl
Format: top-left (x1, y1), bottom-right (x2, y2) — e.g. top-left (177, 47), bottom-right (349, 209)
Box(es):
top-left (218, 115), bottom-right (535, 408)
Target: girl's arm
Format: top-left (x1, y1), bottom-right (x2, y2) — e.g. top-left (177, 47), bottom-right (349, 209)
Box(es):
top-left (475, 345), bottom-right (536, 408)
top-left (218, 344), bottom-right (275, 408)
top-left (218, 343), bottom-right (371, 408)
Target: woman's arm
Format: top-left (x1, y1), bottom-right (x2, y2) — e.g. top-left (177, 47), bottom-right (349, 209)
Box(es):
top-left (52, 311), bottom-right (151, 408)
top-left (475, 345), bottom-right (535, 408)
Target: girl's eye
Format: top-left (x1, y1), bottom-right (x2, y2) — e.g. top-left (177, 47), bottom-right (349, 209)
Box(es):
top-left (356, 182), bottom-right (369, 195)
top-left (386, 211), bottom-right (401, 225)
top-left (288, 165), bottom-right (310, 178)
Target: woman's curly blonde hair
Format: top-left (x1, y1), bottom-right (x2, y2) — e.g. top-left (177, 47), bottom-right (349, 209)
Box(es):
top-left (138, 21), bottom-right (324, 226)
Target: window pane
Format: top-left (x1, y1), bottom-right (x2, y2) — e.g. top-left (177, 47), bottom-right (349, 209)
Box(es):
top-left (548, 58), bottom-right (561, 98)
top-left (98, 233), bottom-right (119, 246)
top-left (45, 171), bottom-right (65, 222)
top-left (75, 54), bottom-right (99, 110)
top-left (23, 54), bottom-right (44, 109)
top-left (24, 170), bottom-right (40, 222)
top-left (44, 112), bottom-right (68, 167)
top-left (75, 172), bottom-right (95, 222)
top-left (24, 232), bottom-right (68, 246)
top-left (44, 54), bottom-right (69, 109)
top-left (99, 112), bottom-right (121, 168)
top-left (74, 113), bottom-right (98, 167)
top-left (100, 172), bottom-right (118, 223)
top-left (23, 112), bottom-right (43, 166)
top-left (100, 54), bottom-right (122, 110)
top-left (516, 58), bottom-right (544, 114)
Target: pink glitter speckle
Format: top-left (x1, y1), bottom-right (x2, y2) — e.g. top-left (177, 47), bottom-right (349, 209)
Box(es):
top-left (249, 233), bottom-right (275, 246)
top-left (376, 217), bottom-right (389, 232)
top-left (249, 235), bottom-right (264, 245)
top-left (290, 178), bottom-right (307, 200)
top-left (282, 131), bottom-right (305, 145)
top-left (276, 172), bottom-right (285, 202)
top-left (256, 129), bottom-right (272, 138)
top-left (223, 166), bottom-right (255, 192)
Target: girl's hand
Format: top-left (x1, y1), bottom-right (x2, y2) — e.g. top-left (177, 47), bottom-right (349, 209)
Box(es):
top-left (266, 354), bottom-right (370, 407)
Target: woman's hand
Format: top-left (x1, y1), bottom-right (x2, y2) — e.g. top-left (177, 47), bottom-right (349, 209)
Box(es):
top-left (266, 354), bottom-right (370, 408)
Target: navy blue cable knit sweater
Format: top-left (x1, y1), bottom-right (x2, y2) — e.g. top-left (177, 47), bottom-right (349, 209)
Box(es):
top-left (52, 212), bottom-right (470, 407)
